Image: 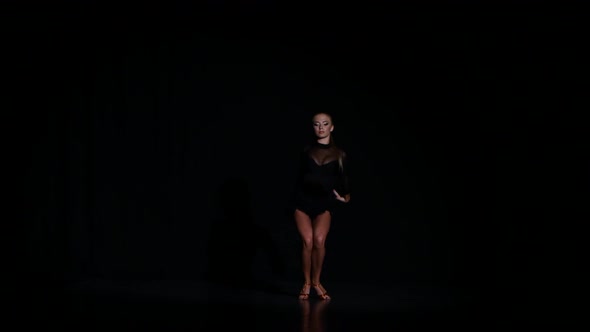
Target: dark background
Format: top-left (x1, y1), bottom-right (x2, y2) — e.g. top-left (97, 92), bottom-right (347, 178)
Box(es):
top-left (3, 0), bottom-right (584, 319)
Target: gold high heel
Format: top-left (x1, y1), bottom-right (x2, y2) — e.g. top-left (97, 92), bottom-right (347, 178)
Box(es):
top-left (312, 283), bottom-right (330, 300)
top-left (299, 282), bottom-right (311, 300)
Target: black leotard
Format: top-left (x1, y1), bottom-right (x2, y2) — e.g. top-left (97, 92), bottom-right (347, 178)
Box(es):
top-left (294, 141), bottom-right (350, 218)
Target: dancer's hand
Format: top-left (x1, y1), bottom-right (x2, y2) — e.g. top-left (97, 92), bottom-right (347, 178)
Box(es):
top-left (333, 190), bottom-right (349, 203)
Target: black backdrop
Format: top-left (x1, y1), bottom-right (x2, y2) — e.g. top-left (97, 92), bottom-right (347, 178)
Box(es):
top-left (4, 1), bottom-right (584, 314)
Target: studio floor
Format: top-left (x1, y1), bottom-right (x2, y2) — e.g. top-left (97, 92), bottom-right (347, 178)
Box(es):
top-left (7, 278), bottom-right (513, 331)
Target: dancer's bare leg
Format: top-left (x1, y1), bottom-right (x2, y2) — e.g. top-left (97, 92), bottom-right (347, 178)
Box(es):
top-left (311, 210), bottom-right (331, 300)
top-left (295, 209), bottom-right (313, 299)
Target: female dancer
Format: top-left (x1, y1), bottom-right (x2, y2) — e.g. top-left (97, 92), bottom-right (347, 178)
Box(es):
top-left (294, 112), bottom-right (350, 300)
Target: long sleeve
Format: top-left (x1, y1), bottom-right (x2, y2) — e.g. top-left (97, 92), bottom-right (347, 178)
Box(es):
top-left (292, 148), bottom-right (309, 202)
top-left (337, 152), bottom-right (350, 196)
top-left (295, 149), bottom-right (308, 189)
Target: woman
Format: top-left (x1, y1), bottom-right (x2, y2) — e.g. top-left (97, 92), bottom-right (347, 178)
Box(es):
top-left (294, 112), bottom-right (350, 300)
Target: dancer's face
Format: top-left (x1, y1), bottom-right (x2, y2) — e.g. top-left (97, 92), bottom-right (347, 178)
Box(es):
top-left (312, 113), bottom-right (334, 139)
